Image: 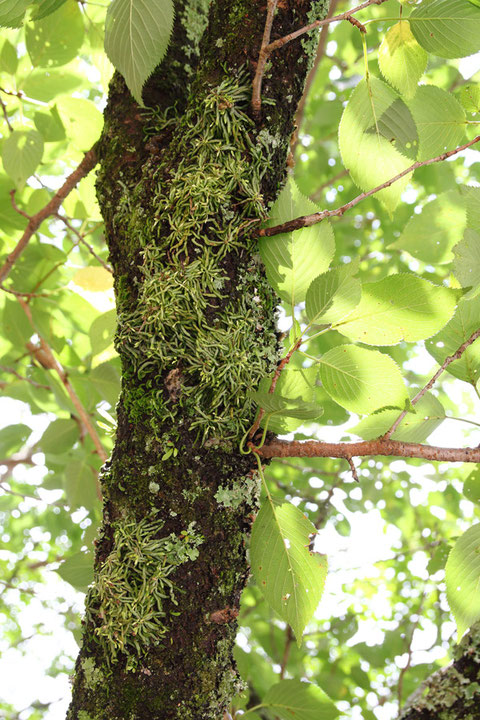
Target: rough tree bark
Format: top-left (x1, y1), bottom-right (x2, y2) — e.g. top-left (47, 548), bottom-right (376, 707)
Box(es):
top-left (66, 1), bottom-right (329, 718)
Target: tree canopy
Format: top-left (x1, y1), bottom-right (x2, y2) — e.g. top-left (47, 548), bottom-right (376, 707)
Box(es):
top-left (1, 0), bottom-right (480, 719)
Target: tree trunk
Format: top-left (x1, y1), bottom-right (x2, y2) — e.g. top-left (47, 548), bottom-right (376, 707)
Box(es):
top-left (399, 623), bottom-right (480, 720)
top-left (66, 1), bottom-right (329, 718)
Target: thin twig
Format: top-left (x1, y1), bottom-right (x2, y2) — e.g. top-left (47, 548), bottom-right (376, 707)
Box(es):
top-left (55, 213), bottom-right (112, 272)
top-left (248, 337), bottom-right (303, 439)
top-left (347, 456), bottom-right (359, 482)
top-left (0, 94), bottom-right (13, 132)
top-left (310, 169), bottom-right (349, 202)
top-left (280, 626), bottom-right (293, 678)
top-left (17, 297), bottom-right (107, 469)
top-left (0, 146), bottom-right (98, 283)
top-left (293, 0), bottom-right (341, 151)
top-left (252, 0), bottom-right (278, 117)
top-left (254, 438), bottom-right (480, 463)
top-left (0, 365), bottom-right (51, 389)
top-left (397, 593), bottom-right (426, 710)
top-left (259, 135), bottom-right (480, 237)
top-left (383, 327), bottom-right (480, 440)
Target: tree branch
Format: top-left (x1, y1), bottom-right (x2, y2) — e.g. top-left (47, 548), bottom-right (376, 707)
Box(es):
top-left (254, 438), bottom-right (480, 463)
top-left (252, 0), bottom-right (278, 117)
top-left (383, 326), bottom-right (480, 440)
top-left (17, 297), bottom-right (107, 467)
top-left (0, 145), bottom-right (98, 283)
top-left (259, 135), bottom-right (480, 237)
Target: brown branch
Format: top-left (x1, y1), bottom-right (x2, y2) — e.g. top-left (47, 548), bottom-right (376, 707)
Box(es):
top-left (0, 364), bottom-right (50, 389)
top-left (0, 145), bottom-right (98, 283)
top-left (383, 326), bottom-right (480, 440)
top-left (0, 93), bottom-right (13, 132)
top-left (280, 626), bottom-right (294, 679)
top-left (254, 438), bottom-right (480, 463)
top-left (259, 135), bottom-right (480, 237)
top-left (17, 298), bottom-right (107, 467)
top-left (55, 213), bottom-right (112, 272)
top-left (248, 336), bottom-right (303, 439)
top-left (310, 168), bottom-right (349, 202)
top-left (251, 0), bottom-right (278, 117)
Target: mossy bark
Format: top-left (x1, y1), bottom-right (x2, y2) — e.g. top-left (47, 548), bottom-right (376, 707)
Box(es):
top-left (67, 2), bottom-right (329, 719)
top-left (399, 623), bottom-right (480, 720)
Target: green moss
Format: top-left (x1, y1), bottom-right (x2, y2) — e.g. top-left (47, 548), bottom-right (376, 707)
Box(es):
top-left (112, 75), bottom-right (279, 441)
top-left (81, 657), bottom-right (103, 690)
top-left (85, 514), bottom-right (204, 671)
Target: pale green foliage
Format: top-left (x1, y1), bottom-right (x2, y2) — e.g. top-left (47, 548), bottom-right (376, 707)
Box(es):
top-left (259, 179), bottom-right (335, 308)
top-left (352, 391), bottom-right (445, 442)
top-left (2, 129), bottom-right (43, 188)
top-left (256, 366), bottom-right (322, 434)
top-left (335, 275), bottom-right (458, 345)
top-left (410, 0), bottom-right (480, 58)
top-left (305, 264), bottom-right (361, 326)
top-left (319, 345), bottom-right (408, 414)
top-left (260, 679), bottom-right (338, 720)
top-left (408, 86), bottom-right (466, 160)
top-left (378, 21), bottom-right (427, 99)
top-left (250, 500), bottom-right (328, 643)
top-left (426, 296), bottom-right (480, 384)
top-left (446, 523), bottom-right (480, 638)
top-left (338, 77), bottom-right (414, 212)
top-left (104, 0), bottom-right (174, 106)
top-left (454, 229), bottom-right (480, 294)
top-left (26, 0), bottom-right (84, 67)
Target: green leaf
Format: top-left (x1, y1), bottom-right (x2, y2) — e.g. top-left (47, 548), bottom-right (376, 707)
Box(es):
top-left (56, 550), bottom-right (94, 592)
top-left (90, 362), bottom-right (120, 406)
top-left (259, 179), bottom-right (335, 307)
top-left (0, 0), bottom-right (30, 27)
top-left (261, 679), bottom-right (339, 720)
top-left (40, 418), bottom-right (79, 454)
top-left (0, 39), bottom-right (18, 73)
top-left (0, 424), bottom-right (31, 455)
top-left (65, 458), bottom-right (99, 511)
top-left (22, 69), bottom-right (84, 102)
top-left (426, 296), bottom-right (480, 384)
top-left (2, 129), bottom-right (44, 189)
top-left (104, 0), bottom-right (174, 106)
top-left (250, 500), bottom-right (328, 642)
top-left (407, 86), bottom-right (465, 161)
top-left (351, 391), bottom-right (445, 442)
top-left (251, 390), bottom-right (323, 422)
top-left (335, 274), bottom-right (458, 345)
top-left (31, 0), bottom-right (67, 20)
top-left (256, 367), bottom-right (323, 433)
top-left (34, 105), bottom-right (66, 142)
top-left (319, 345), bottom-right (408, 414)
top-left (463, 466), bottom-right (480, 504)
top-left (459, 84), bottom-right (480, 113)
top-left (56, 97), bottom-right (103, 151)
top-left (89, 310), bottom-right (117, 356)
top-left (454, 228), bottom-right (480, 294)
top-left (338, 77), bottom-right (414, 213)
top-left (3, 298), bottom-right (33, 347)
top-left (409, 0), bottom-right (480, 58)
top-left (305, 265), bottom-right (361, 326)
top-left (378, 20), bottom-right (427, 99)
top-left (389, 190), bottom-right (467, 264)
top-left (25, 0), bottom-right (84, 68)
top-left (445, 523), bottom-right (480, 638)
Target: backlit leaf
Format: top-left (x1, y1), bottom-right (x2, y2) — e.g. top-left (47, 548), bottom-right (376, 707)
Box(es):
top-left (408, 86), bottom-right (465, 160)
top-left (378, 21), bottom-right (427, 99)
top-left (262, 679), bottom-right (339, 720)
top-left (463, 466), bottom-right (480, 504)
top-left (426, 296), bottom-right (480, 384)
top-left (305, 265), bottom-right (361, 326)
top-left (453, 228), bottom-right (480, 294)
top-left (2, 129), bottom-right (44, 189)
top-left (259, 179), bottom-right (335, 307)
top-left (410, 0), bottom-right (480, 58)
top-left (104, 0), bottom-right (174, 106)
top-left (251, 500), bottom-right (328, 642)
top-left (0, 0), bottom-right (29, 27)
top-left (335, 275), bottom-right (458, 345)
top-left (460, 84), bottom-right (480, 113)
top-left (446, 523), bottom-right (480, 638)
top-left (26, 0), bottom-right (84, 68)
top-left (73, 267), bottom-right (113, 293)
top-left (319, 345), bottom-right (408, 414)
top-left (351, 391), bottom-right (445, 442)
top-left (256, 367), bottom-right (323, 434)
top-left (56, 551), bottom-right (94, 592)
